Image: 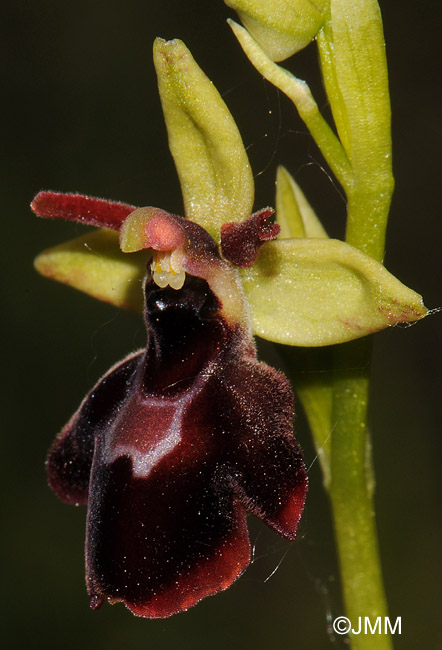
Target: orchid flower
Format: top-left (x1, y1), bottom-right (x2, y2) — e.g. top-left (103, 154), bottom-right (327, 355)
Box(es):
top-left (32, 37), bottom-right (426, 619)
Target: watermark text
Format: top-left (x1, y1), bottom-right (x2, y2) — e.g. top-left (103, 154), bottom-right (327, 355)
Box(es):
top-left (333, 616), bottom-right (401, 636)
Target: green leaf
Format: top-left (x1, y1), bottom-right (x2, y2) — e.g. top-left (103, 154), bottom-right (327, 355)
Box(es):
top-left (225, 0), bottom-right (329, 61)
top-left (276, 165), bottom-right (328, 239)
top-left (34, 229), bottom-right (147, 312)
top-left (153, 38), bottom-right (254, 241)
top-left (240, 238), bottom-right (427, 346)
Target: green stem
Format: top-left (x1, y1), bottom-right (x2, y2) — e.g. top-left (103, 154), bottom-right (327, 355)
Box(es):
top-left (329, 123), bottom-right (394, 650)
top-left (329, 339), bottom-right (392, 650)
top-left (318, 2), bottom-right (394, 643)
top-left (232, 3), bottom-right (397, 645)
top-left (346, 183), bottom-right (394, 262)
top-left (327, 167), bottom-right (393, 650)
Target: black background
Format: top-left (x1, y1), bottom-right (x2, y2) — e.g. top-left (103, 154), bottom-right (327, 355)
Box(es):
top-left (2, 1), bottom-right (441, 649)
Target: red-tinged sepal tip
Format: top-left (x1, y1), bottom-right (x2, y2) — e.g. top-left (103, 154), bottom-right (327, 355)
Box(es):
top-left (220, 208), bottom-right (280, 267)
top-left (31, 191), bottom-right (137, 230)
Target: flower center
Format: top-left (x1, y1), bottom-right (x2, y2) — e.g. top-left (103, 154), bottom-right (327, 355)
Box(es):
top-left (151, 250), bottom-right (186, 290)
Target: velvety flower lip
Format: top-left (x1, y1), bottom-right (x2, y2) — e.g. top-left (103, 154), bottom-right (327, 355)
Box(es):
top-left (41, 192), bottom-right (308, 618)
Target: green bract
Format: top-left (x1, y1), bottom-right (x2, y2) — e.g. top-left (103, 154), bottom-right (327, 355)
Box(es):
top-left (225, 0), bottom-right (329, 61)
top-left (317, 0), bottom-right (393, 258)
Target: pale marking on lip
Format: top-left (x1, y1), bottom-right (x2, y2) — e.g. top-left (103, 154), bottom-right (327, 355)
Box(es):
top-left (104, 367), bottom-right (214, 478)
top-left (114, 399), bottom-right (185, 478)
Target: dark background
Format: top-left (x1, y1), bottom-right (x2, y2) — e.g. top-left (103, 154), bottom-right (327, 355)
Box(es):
top-left (2, 1), bottom-right (441, 649)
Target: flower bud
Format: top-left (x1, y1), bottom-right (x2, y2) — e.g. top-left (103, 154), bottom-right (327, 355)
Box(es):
top-left (225, 0), bottom-right (329, 61)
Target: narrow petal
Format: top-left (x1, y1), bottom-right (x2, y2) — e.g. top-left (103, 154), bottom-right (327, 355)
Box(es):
top-left (47, 351), bottom-right (143, 505)
top-left (153, 38), bottom-right (254, 240)
top-left (221, 208), bottom-right (280, 268)
top-left (241, 238), bottom-right (428, 346)
top-left (31, 191), bottom-right (136, 229)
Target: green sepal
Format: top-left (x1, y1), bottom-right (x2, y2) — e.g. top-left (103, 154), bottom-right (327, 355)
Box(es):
top-left (153, 38), bottom-right (254, 241)
top-left (276, 164), bottom-right (332, 482)
top-left (240, 238), bottom-right (427, 346)
top-left (34, 229), bottom-right (147, 312)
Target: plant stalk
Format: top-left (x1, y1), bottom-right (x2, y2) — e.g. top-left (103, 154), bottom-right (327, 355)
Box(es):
top-left (328, 338), bottom-right (392, 650)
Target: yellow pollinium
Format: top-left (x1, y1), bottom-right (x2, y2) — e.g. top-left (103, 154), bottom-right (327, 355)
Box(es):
top-left (151, 250), bottom-right (186, 290)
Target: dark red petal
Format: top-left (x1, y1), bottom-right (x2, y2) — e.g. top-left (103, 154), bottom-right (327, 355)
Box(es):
top-left (216, 358), bottom-right (307, 540)
top-left (220, 208), bottom-right (280, 268)
top-left (31, 191), bottom-right (137, 230)
top-left (46, 351), bottom-right (142, 505)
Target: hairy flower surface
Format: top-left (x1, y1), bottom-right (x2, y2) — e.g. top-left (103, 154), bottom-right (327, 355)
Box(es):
top-left (36, 192), bottom-right (308, 618)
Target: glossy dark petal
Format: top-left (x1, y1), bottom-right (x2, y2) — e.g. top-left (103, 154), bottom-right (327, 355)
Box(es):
top-left (220, 208), bottom-right (280, 267)
top-left (31, 192), bottom-right (136, 229)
